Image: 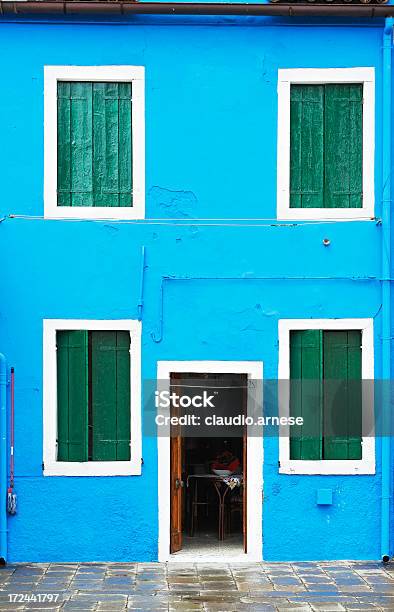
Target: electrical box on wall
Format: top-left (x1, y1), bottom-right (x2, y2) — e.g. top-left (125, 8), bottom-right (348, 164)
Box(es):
top-left (316, 489), bottom-right (333, 506)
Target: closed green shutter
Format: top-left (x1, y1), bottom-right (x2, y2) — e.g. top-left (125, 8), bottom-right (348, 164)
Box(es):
top-left (323, 330), bottom-right (362, 460)
top-left (57, 82), bottom-right (72, 207)
top-left (57, 81), bottom-right (133, 208)
top-left (290, 330), bottom-right (323, 460)
top-left (325, 85), bottom-right (363, 209)
top-left (58, 82), bottom-right (94, 207)
top-left (91, 331), bottom-right (131, 461)
top-left (57, 330), bottom-right (89, 461)
top-left (290, 85), bottom-right (325, 209)
top-left (290, 84), bottom-right (363, 209)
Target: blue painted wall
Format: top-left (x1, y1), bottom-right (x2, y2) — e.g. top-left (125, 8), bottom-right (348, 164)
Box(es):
top-left (0, 17), bottom-right (388, 561)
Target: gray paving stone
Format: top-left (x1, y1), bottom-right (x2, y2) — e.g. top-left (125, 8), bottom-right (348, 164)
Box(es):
top-left (302, 576), bottom-right (335, 583)
top-left (234, 574), bottom-right (267, 583)
top-left (200, 582), bottom-right (237, 590)
top-left (168, 604), bottom-right (203, 610)
top-left (291, 594), bottom-right (358, 603)
top-left (369, 584), bottom-right (394, 593)
top-left (337, 585), bottom-right (369, 592)
top-left (310, 604), bottom-right (346, 611)
top-left (61, 606), bottom-right (96, 611)
top-left (204, 604), bottom-right (248, 612)
top-left (240, 596), bottom-right (295, 604)
top-left (93, 602), bottom-right (128, 608)
top-left (357, 595), bottom-right (394, 603)
top-left (237, 583), bottom-right (274, 592)
top-left (242, 607), bottom-right (276, 612)
top-left (20, 608), bottom-right (62, 611)
top-left (127, 608), bottom-right (168, 611)
top-left (276, 606), bottom-right (311, 612)
top-left (199, 574), bottom-right (232, 581)
top-left (273, 577), bottom-right (303, 585)
top-left (168, 577), bottom-right (200, 584)
top-left (186, 592), bottom-right (239, 601)
top-left (345, 606), bottom-right (380, 611)
top-left (169, 585), bottom-right (201, 593)
top-left (1, 561), bottom-right (394, 610)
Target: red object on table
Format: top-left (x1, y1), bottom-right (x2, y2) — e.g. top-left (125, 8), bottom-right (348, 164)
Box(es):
top-left (211, 458), bottom-right (240, 472)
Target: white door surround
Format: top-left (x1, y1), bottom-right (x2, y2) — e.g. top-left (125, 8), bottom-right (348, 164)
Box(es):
top-left (157, 360), bottom-right (264, 562)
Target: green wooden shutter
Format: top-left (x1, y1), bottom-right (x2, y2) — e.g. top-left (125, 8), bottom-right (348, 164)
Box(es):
top-left (323, 330), bottom-right (362, 460)
top-left (324, 84), bottom-right (363, 209)
top-left (57, 82), bottom-right (94, 207)
top-left (290, 85), bottom-right (325, 209)
top-left (57, 81), bottom-right (133, 208)
top-left (91, 331), bottom-right (131, 461)
top-left (57, 330), bottom-right (89, 461)
top-left (92, 83), bottom-right (133, 207)
top-left (118, 83), bottom-right (133, 208)
top-left (57, 82), bottom-right (72, 207)
top-left (290, 84), bottom-right (363, 209)
top-left (290, 330), bottom-right (323, 460)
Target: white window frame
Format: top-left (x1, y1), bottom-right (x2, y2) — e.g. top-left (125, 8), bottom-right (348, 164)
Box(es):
top-left (157, 360), bottom-right (263, 562)
top-left (277, 67), bottom-right (375, 221)
top-left (278, 318), bottom-right (375, 475)
top-left (44, 66), bottom-right (145, 220)
top-left (43, 319), bottom-right (142, 476)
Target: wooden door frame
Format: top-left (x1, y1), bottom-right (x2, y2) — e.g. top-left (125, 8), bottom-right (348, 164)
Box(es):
top-left (170, 373), bottom-right (184, 553)
top-left (157, 361), bottom-right (263, 562)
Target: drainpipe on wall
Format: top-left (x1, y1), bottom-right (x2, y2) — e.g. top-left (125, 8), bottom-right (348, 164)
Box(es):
top-left (381, 17), bottom-right (393, 564)
top-left (0, 353), bottom-right (7, 565)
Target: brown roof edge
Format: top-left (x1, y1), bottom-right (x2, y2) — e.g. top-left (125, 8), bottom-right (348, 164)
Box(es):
top-left (0, 1), bottom-right (393, 18)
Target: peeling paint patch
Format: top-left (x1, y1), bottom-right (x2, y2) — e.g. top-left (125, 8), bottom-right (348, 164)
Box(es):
top-left (241, 324), bottom-right (266, 332)
top-left (149, 186), bottom-right (197, 218)
top-left (188, 226), bottom-right (200, 238)
top-left (103, 224), bottom-right (119, 234)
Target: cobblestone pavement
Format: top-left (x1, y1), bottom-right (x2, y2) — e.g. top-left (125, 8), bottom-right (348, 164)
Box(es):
top-left (1, 561), bottom-right (394, 611)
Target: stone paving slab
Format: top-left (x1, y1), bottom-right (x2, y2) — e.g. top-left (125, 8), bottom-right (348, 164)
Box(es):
top-left (0, 561), bottom-right (393, 611)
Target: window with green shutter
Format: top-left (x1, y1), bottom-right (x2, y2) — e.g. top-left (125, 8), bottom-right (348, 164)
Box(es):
top-left (56, 330), bottom-right (131, 462)
top-left (289, 329), bottom-right (362, 460)
top-left (57, 82), bottom-right (133, 208)
top-left (290, 84), bottom-right (363, 209)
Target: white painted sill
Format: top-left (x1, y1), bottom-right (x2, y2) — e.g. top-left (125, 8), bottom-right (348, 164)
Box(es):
top-left (44, 205), bottom-right (145, 221)
top-left (277, 208), bottom-right (375, 222)
top-left (279, 460), bottom-right (375, 476)
top-left (43, 460), bottom-right (142, 477)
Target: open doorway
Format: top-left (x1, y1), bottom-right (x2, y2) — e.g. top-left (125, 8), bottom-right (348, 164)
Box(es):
top-left (157, 361), bottom-right (263, 562)
top-left (170, 373), bottom-right (247, 557)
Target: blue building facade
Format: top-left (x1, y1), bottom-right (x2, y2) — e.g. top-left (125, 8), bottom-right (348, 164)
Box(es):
top-left (0, 6), bottom-right (393, 563)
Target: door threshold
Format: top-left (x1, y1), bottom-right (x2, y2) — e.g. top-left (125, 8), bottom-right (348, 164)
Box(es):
top-left (169, 551), bottom-right (260, 563)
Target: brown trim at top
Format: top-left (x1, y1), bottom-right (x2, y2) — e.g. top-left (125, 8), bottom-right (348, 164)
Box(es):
top-left (0, 2), bottom-right (393, 18)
